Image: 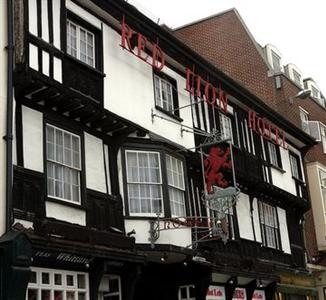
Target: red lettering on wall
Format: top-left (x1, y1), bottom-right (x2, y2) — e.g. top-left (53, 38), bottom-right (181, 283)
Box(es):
top-left (120, 16), bottom-right (165, 71)
top-left (247, 109), bottom-right (288, 149)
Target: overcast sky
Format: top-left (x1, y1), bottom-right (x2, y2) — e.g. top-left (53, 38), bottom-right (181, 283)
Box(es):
top-left (129, 0), bottom-right (326, 96)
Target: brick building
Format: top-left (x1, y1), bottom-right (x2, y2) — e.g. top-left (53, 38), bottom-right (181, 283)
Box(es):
top-left (175, 8), bottom-right (326, 300)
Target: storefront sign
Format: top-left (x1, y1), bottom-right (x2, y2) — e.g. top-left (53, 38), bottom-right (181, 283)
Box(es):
top-left (120, 16), bottom-right (165, 71)
top-left (252, 290), bottom-right (265, 300)
top-left (233, 288), bottom-right (247, 300)
top-left (207, 286), bottom-right (226, 300)
top-left (34, 251), bottom-right (92, 266)
top-left (248, 109), bottom-right (287, 149)
top-left (185, 68), bottom-right (229, 113)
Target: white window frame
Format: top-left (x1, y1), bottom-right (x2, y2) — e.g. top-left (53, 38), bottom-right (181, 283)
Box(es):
top-left (268, 142), bottom-right (279, 167)
top-left (258, 202), bottom-right (280, 250)
top-left (125, 150), bottom-right (163, 217)
top-left (299, 107), bottom-right (310, 135)
top-left (178, 285), bottom-right (195, 300)
top-left (98, 275), bottom-right (122, 300)
top-left (289, 152), bottom-right (300, 180)
top-left (320, 123), bottom-right (326, 154)
top-left (166, 154), bottom-right (186, 217)
top-left (311, 85), bottom-right (320, 99)
top-left (220, 113), bottom-right (233, 144)
top-left (292, 69), bottom-right (302, 86)
top-left (67, 19), bottom-right (95, 68)
top-left (26, 267), bottom-right (89, 300)
top-left (46, 124), bottom-right (82, 204)
top-left (154, 74), bottom-right (174, 112)
top-left (271, 50), bottom-right (281, 72)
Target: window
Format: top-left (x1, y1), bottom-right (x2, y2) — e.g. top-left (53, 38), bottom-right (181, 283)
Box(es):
top-left (289, 152), bottom-right (302, 180)
top-left (321, 124), bottom-right (326, 154)
top-left (126, 150), bottom-right (163, 215)
top-left (166, 155), bottom-right (186, 216)
top-left (258, 201), bottom-right (280, 249)
top-left (153, 73), bottom-right (179, 117)
top-left (319, 169), bottom-right (326, 210)
top-left (299, 108), bottom-right (310, 134)
top-left (67, 20), bottom-right (95, 67)
top-left (292, 69), bottom-right (302, 86)
top-left (220, 113), bottom-right (233, 143)
top-left (271, 51), bottom-right (281, 72)
top-left (26, 267), bottom-right (89, 300)
top-left (178, 285), bottom-right (195, 300)
top-left (98, 275), bottom-right (121, 300)
top-left (125, 150), bottom-right (187, 217)
top-left (268, 142), bottom-right (282, 169)
top-left (311, 86), bottom-right (320, 99)
top-left (46, 125), bottom-right (81, 204)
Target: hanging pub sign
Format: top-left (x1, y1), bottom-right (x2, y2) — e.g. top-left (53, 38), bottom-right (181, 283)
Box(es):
top-left (252, 290), bottom-right (265, 300)
top-left (233, 288), bottom-right (247, 300)
top-left (120, 16), bottom-right (165, 71)
top-left (248, 109), bottom-right (288, 149)
top-left (206, 286), bottom-right (226, 300)
top-left (202, 142), bottom-right (233, 194)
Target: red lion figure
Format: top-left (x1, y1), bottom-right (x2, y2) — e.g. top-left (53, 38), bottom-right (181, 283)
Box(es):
top-left (204, 146), bottom-right (232, 194)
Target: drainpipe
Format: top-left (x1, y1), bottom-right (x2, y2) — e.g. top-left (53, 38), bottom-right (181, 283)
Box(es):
top-left (5, 0), bottom-right (14, 232)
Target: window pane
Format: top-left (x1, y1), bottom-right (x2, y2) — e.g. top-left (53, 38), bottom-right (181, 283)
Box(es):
top-left (41, 290), bottom-right (51, 300)
top-left (66, 274), bottom-right (74, 286)
top-left (42, 272), bottom-right (50, 284)
top-left (29, 271), bottom-right (37, 283)
top-left (27, 289), bottom-right (37, 300)
top-left (55, 291), bottom-right (63, 300)
top-left (54, 274), bottom-right (62, 285)
top-left (77, 274), bottom-right (86, 289)
top-left (109, 278), bottom-right (120, 293)
top-left (66, 291), bottom-right (75, 300)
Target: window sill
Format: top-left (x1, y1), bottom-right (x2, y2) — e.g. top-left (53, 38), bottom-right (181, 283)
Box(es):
top-left (155, 106), bottom-right (183, 122)
top-left (65, 54), bottom-right (106, 78)
top-left (270, 164), bottom-right (286, 174)
top-left (46, 197), bottom-right (86, 210)
top-left (292, 176), bottom-right (305, 184)
top-left (125, 215), bottom-right (164, 221)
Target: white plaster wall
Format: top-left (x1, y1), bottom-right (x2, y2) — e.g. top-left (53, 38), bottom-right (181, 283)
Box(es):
top-left (46, 201), bottom-right (86, 226)
top-left (84, 133), bottom-right (107, 193)
top-left (0, 0), bottom-right (7, 235)
top-left (104, 144), bottom-right (111, 194)
top-left (41, 0), bottom-right (49, 42)
top-left (237, 192), bottom-right (254, 241)
top-left (270, 147), bottom-right (297, 195)
top-left (42, 51), bottom-right (50, 77)
top-left (66, 0), bottom-right (102, 29)
top-left (125, 219), bottom-right (192, 248)
top-left (277, 207), bottom-right (291, 254)
top-left (12, 97), bottom-right (17, 165)
top-left (307, 162), bottom-right (326, 251)
top-left (52, 0), bottom-right (61, 49)
top-left (22, 106), bottom-right (44, 172)
top-left (29, 43), bottom-right (39, 71)
top-left (252, 198), bottom-right (262, 243)
top-left (28, 0), bottom-right (38, 36)
top-left (53, 57), bottom-right (62, 83)
top-left (103, 24), bottom-right (195, 150)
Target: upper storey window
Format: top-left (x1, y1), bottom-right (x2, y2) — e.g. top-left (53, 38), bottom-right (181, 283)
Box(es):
top-left (289, 152), bottom-right (302, 180)
top-left (311, 86), bottom-right (320, 99)
top-left (153, 72), bottom-right (180, 118)
top-left (46, 125), bottom-right (81, 204)
top-left (67, 20), bottom-right (95, 68)
top-left (299, 108), bottom-right (310, 135)
top-left (292, 69), bottom-right (302, 86)
top-left (271, 51), bottom-right (282, 73)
